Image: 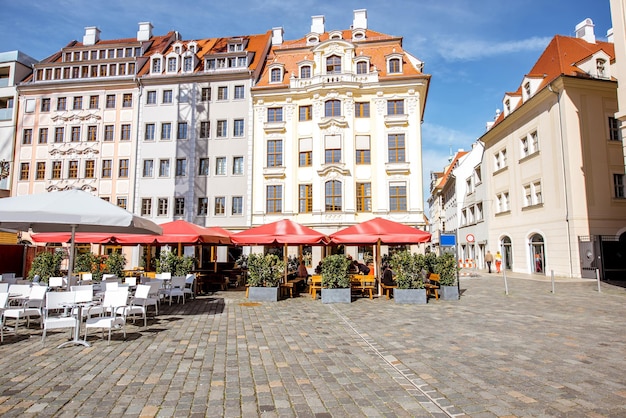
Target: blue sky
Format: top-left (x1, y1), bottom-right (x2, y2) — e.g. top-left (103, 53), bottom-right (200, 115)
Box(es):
top-left (0, 0), bottom-right (614, 202)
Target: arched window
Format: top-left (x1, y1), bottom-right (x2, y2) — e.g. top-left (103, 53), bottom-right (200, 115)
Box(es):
top-left (325, 100), bottom-right (341, 117)
top-left (152, 58), bottom-right (161, 73)
top-left (300, 65), bottom-right (311, 79)
top-left (167, 57), bottom-right (177, 72)
top-left (270, 68), bottom-right (282, 83)
top-left (326, 55), bottom-right (341, 74)
top-left (596, 58), bottom-right (606, 77)
top-left (325, 180), bottom-right (342, 212)
top-left (356, 61), bottom-right (368, 74)
top-left (388, 58), bottom-right (401, 73)
top-left (529, 234), bottom-right (545, 274)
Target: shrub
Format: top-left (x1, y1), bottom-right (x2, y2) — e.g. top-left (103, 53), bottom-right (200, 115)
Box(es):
top-left (75, 252), bottom-right (105, 281)
top-left (389, 250), bottom-right (426, 289)
top-left (104, 251), bottom-right (126, 278)
top-left (246, 253), bottom-right (284, 287)
top-left (434, 252), bottom-right (459, 286)
top-left (156, 250), bottom-right (196, 276)
top-left (28, 250), bottom-right (63, 282)
top-left (321, 254), bottom-right (351, 289)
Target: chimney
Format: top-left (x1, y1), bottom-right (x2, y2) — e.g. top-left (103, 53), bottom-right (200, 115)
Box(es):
top-left (137, 22), bottom-right (153, 42)
top-left (83, 26), bottom-right (101, 46)
top-left (272, 27), bottom-right (284, 45)
top-left (352, 9), bottom-right (367, 30)
top-left (311, 15), bottom-right (325, 34)
top-left (575, 18), bottom-right (595, 44)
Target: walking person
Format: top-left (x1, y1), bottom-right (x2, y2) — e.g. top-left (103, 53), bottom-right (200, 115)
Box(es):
top-left (485, 251), bottom-right (494, 273)
top-left (495, 251), bottom-right (502, 273)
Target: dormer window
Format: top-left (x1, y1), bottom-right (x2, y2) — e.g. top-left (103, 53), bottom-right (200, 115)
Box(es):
top-left (167, 57), bottom-right (178, 72)
top-left (151, 57), bottom-right (162, 73)
top-left (307, 35), bottom-right (319, 45)
top-left (524, 82), bottom-right (531, 97)
top-left (270, 67), bottom-right (283, 83)
top-left (388, 57), bottom-right (401, 74)
top-left (352, 30), bottom-right (366, 41)
top-left (173, 44), bottom-right (182, 54)
top-left (188, 43), bottom-right (197, 53)
top-left (356, 61), bottom-right (368, 74)
top-left (596, 58), bottom-right (606, 78)
top-left (329, 31), bottom-right (343, 40)
top-left (326, 55), bottom-right (341, 74)
top-left (300, 65), bottom-right (311, 79)
top-left (228, 43), bottom-right (244, 52)
top-left (505, 99), bottom-right (511, 113)
top-left (183, 56), bottom-right (194, 72)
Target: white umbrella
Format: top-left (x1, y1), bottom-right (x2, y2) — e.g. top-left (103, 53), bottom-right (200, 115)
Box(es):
top-left (0, 189), bottom-right (162, 280)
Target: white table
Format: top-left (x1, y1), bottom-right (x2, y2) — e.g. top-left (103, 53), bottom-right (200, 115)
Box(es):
top-left (57, 302), bottom-right (97, 348)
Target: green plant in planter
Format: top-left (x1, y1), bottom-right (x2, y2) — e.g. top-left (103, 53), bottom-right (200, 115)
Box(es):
top-left (75, 252), bottom-right (105, 281)
top-left (104, 251), bottom-right (126, 278)
top-left (28, 251), bottom-right (63, 282)
top-left (424, 251), bottom-right (437, 274)
top-left (156, 250), bottom-right (195, 276)
top-left (246, 253), bottom-right (284, 287)
top-left (389, 250), bottom-right (426, 289)
top-left (321, 254), bottom-right (351, 289)
top-left (434, 252), bottom-right (460, 286)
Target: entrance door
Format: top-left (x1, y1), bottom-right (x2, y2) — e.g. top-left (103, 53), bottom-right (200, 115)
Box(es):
top-left (530, 234), bottom-right (545, 274)
top-left (501, 236), bottom-right (512, 270)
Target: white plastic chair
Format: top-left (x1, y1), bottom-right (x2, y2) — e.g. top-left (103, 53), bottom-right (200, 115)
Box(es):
top-left (41, 291), bottom-right (78, 344)
top-left (49, 276), bottom-right (64, 290)
top-left (0, 292), bottom-right (8, 343)
top-left (0, 283), bottom-right (8, 293)
top-left (123, 284), bottom-right (156, 327)
top-left (84, 288), bottom-right (128, 344)
top-left (3, 285), bottom-right (48, 333)
top-left (162, 276), bottom-right (186, 305)
top-left (183, 274), bottom-right (196, 300)
top-left (80, 273), bottom-right (93, 284)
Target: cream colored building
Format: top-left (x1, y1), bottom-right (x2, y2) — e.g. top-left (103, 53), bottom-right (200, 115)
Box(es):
top-left (610, 0), bottom-right (626, 168)
top-left (480, 19), bottom-right (625, 278)
top-left (250, 10), bottom-right (429, 235)
top-left (0, 51), bottom-right (37, 196)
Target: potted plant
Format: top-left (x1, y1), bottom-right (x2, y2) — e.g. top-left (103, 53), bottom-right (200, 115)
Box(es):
top-left (104, 251), bottom-right (126, 279)
top-left (389, 250), bottom-right (427, 304)
top-left (320, 254), bottom-right (352, 303)
top-left (246, 253), bottom-right (284, 302)
top-left (28, 250), bottom-right (63, 283)
top-left (75, 252), bottom-right (105, 281)
top-left (157, 250), bottom-right (196, 276)
top-left (434, 252), bottom-right (460, 300)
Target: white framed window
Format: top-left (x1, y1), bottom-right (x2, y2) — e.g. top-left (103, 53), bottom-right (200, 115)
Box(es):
top-left (609, 117), bottom-right (620, 141)
top-left (232, 196), bottom-right (243, 215)
top-left (521, 131), bottom-right (539, 157)
top-left (523, 181), bottom-right (543, 207)
top-left (496, 191), bottom-right (509, 213)
top-left (216, 157), bottom-right (226, 175)
top-left (233, 156), bottom-right (244, 175)
top-left (270, 68), bottom-right (282, 83)
top-left (216, 120), bottom-right (227, 138)
top-left (494, 149), bottom-right (507, 171)
top-left (233, 119), bottom-right (244, 137)
top-left (217, 86), bottom-right (227, 100)
top-left (614, 173), bottom-right (625, 198)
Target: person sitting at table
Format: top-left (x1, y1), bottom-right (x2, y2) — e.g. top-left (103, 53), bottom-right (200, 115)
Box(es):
top-left (297, 260), bottom-right (309, 291)
top-left (353, 260), bottom-right (370, 275)
top-left (382, 264), bottom-right (396, 286)
top-left (314, 261), bottom-right (322, 275)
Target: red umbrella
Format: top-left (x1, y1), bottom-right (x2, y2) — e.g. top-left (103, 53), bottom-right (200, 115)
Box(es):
top-left (231, 219), bottom-right (328, 245)
top-left (329, 217), bottom-right (431, 245)
top-left (32, 220), bottom-right (232, 245)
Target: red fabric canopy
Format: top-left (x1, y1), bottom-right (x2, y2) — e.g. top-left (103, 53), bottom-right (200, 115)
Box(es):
top-left (32, 220), bottom-right (232, 245)
top-left (231, 219), bottom-right (328, 245)
top-left (329, 217), bottom-right (431, 245)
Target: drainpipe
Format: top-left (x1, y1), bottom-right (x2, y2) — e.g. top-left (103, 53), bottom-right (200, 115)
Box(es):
top-left (132, 76), bottom-right (144, 214)
top-left (548, 82), bottom-right (574, 278)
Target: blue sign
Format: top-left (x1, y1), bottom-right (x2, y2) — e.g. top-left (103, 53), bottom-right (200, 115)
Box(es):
top-left (440, 234), bottom-right (456, 246)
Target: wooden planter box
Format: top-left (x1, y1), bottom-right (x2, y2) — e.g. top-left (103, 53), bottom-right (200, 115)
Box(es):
top-left (321, 288), bottom-right (352, 304)
top-left (247, 286), bottom-right (279, 302)
top-left (394, 288), bottom-right (427, 304)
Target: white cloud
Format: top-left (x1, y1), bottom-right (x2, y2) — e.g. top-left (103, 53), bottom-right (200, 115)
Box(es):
top-left (436, 36), bottom-right (552, 62)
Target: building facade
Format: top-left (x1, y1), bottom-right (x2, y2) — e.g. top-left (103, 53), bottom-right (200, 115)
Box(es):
top-left (479, 19), bottom-right (625, 278)
top-left (0, 51), bottom-right (37, 196)
top-left (250, 10), bottom-right (430, 238)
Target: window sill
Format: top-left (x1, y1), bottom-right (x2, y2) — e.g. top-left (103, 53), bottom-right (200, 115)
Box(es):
top-left (522, 203), bottom-right (543, 211)
top-left (495, 210), bottom-right (510, 217)
top-left (519, 150), bottom-right (540, 163)
top-left (493, 166), bottom-right (508, 175)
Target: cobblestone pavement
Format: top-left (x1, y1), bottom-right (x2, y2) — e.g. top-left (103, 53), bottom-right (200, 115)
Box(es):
top-left (1, 273), bottom-right (625, 417)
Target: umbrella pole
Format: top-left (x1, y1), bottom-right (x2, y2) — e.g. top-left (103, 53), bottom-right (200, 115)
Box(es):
top-left (283, 243), bottom-right (288, 284)
top-left (376, 239), bottom-right (381, 296)
top-left (67, 225), bottom-right (76, 288)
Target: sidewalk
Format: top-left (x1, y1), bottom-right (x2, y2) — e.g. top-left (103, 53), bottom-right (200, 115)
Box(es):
top-left (0, 275), bottom-right (625, 417)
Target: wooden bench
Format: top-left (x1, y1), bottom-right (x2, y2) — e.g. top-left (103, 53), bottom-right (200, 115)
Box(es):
top-left (351, 275), bottom-right (376, 299)
top-left (381, 283), bottom-right (397, 299)
top-left (424, 273), bottom-right (440, 300)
